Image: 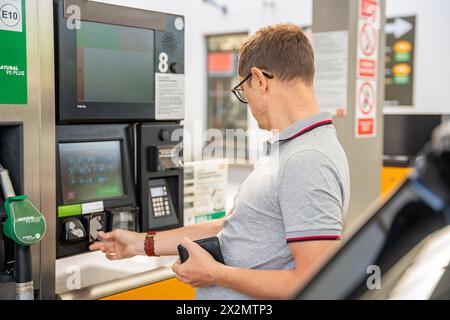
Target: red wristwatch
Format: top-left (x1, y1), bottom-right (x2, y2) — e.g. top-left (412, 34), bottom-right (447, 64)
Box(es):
top-left (144, 231), bottom-right (158, 257)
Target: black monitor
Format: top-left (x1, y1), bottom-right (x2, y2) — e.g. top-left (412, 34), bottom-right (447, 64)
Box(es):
top-left (56, 124), bottom-right (136, 209)
top-left (54, 0), bottom-right (185, 123)
top-left (58, 141), bottom-right (125, 204)
top-left (384, 114), bottom-right (442, 159)
top-left (75, 22), bottom-right (155, 105)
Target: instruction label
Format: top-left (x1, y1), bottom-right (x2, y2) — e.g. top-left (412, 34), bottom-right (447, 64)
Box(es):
top-left (81, 201), bottom-right (104, 215)
top-left (155, 73), bottom-right (185, 120)
top-left (312, 31), bottom-right (349, 117)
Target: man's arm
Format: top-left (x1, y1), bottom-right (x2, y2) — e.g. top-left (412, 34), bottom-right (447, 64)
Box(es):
top-left (154, 217), bottom-right (226, 256)
top-left (172, 238), bottom-right (340, 299)
top-left (90, 216), bottom-right (228, 258)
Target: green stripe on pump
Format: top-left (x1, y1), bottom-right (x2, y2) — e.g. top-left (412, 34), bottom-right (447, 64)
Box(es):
top-left (58, 204), bottom-right (82, 218)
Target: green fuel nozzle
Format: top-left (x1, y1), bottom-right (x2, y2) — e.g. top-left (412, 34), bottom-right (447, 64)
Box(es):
top-left (3, 195), bottom-right (46, 246)
top-left (0, 164), bottom-right (46, 300)
top-left (0, 165), bottom-right (46, 246)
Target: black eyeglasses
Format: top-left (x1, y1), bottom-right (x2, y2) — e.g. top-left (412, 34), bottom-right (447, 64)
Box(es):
top-left (231, 71), bottom-right (274, 104)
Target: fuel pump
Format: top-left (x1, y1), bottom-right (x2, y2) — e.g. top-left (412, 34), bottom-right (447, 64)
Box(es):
top-left (0, 163), bottom-right (46, 300)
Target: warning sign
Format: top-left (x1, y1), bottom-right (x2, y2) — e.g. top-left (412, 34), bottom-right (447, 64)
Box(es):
top-left (359, 22), bottom-right (378, 57)
top-left (360, 0), bottom-right (380, 24)
top-left (355, 0), bottom-right (380, 138)
top-left (357, 119), bottom-right (375, 137)
top-left (357, 20), bottom-right (379, 79)
top-left (358, 81), bottom-right (376, 115)
top-left (358, 59), bottom-right (376, 78)
top-left (355, 79), bottom-right (377, 138)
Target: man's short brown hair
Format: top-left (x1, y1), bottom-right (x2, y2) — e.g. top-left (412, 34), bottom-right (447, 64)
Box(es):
top-left (238, 24), bottom-right (315, 85)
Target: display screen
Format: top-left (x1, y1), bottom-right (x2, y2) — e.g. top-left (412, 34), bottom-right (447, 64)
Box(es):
top-left (150, 187), bottom-right (164, 198)
top-left (59, 141), bottom-right (125, 204)
top-left (76, 21), bottom-right (155, 103)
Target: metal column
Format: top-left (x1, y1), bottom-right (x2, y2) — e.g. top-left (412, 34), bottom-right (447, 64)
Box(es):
top-left (312, 0), bottom-right (386, 227)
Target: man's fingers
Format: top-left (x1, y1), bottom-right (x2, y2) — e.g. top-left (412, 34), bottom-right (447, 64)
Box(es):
top-left (102, 242), bottom-right (117, 255)
top-left (175, 274), bottom-right (187, 283)
top-left (106, 253), bottom-right (120, 261)
top-left (172, 259), bottom-right (181, 274)
top-left (98, 231), bottom-right (115, 241)
top-left (181, 237), bottom-right (199, 252)
top-left (89, 242), bottom-right (104, 251)
top-left (91, 241), bottom-right (116, 255)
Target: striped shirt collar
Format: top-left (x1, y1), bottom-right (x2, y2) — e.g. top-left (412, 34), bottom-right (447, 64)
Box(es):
top-left (265, 112), bottom-right (333, 154)
top-left (270, 112), bottom-right (333, 143)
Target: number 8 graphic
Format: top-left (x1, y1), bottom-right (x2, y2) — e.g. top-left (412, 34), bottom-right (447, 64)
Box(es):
top-left (158, 52), bottom-right (169, 73)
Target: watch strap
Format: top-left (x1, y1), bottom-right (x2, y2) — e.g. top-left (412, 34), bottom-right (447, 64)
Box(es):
top-left (144, 231), bottom-right (158, 257)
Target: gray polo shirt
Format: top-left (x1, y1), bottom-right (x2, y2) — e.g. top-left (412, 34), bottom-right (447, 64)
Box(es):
top-left (196, 112), bottom-right (350, 300)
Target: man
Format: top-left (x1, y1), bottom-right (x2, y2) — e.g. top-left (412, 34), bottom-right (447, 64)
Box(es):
top-left (90, 24), bottom-right (350, 300)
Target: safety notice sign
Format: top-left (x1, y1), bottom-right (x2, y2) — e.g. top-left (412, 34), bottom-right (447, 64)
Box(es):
top-left (357, 20), bottom-right (379, 79)
top-left (355, 0), bottom-right (379, 139)
top-left (359, 0), bottom-right (380, 25)
top-left (0, 0), bottom-right (27, 105)
top-left (355, 80), bottom-right (377, 138)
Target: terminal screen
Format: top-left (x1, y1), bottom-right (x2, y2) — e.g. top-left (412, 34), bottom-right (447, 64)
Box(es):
top-left (59, 141), bottom-right (125, 204)
top-left (150, 187), bottom-right (164, 198)
top-left (76, 21), bottom-right (155, 103)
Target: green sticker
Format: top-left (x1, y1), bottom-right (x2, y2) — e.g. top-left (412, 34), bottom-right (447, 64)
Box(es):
top-left (195, 211), bottom-right (226, 223)
top-left (394, 52), bottom-right (411, 62)
top-left (58, 204), bottom-right (82, 218)
top-left (394, 76), bottom-right (410, 85)
top-left (0, 0), bottom-right (27, 105)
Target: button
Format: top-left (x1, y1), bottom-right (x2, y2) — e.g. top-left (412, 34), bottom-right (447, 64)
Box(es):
top-left (159, 130), bottom-right (171, 142)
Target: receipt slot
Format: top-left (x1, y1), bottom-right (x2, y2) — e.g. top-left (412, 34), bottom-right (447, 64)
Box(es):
top-left (137, 123), bottom-right (183, 231)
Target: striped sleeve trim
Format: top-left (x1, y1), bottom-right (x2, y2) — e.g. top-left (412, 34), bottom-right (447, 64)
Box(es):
top-left (287, 235), bottom-right (341, 243)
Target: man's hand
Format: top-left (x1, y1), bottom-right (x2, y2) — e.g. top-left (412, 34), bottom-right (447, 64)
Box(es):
top-left (172, 237), bottom-right (224, 288)
top-left (89, 230), bottom-right (146, 260)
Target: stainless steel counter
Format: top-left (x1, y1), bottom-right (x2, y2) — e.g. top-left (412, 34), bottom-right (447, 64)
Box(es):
top-left (55, 251), bottom-right (178, 300)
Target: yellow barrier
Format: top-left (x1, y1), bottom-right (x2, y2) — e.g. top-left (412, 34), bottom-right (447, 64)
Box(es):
top-left (381, 166), bottom-right (413, 199)
top-left (101, 277), bottom-right (195, 300)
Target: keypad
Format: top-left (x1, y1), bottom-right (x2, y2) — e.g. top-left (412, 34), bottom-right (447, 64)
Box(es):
top-left (151, 186), bottom-right (171, 217)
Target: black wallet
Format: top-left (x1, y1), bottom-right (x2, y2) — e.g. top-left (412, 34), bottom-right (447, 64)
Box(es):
top-left (177, 236), bottom-right (225, 264)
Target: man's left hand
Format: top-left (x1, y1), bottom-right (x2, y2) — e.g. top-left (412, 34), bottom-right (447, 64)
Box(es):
top-left (172, 237), bottom-right (224, 288)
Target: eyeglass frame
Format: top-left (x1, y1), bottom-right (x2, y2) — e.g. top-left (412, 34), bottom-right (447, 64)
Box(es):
top-left (231, 70), bottom-right (274, 104)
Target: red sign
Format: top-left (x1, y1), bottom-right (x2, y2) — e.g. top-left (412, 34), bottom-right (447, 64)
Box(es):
top-left (358, 119), bottom-right (375, 135)
top-left (208, 51), bottom-right (233, 73)
top-left (359, 22), bottom-right (378, 57)
top-left (358, 59), bottom-right (377, 78)
top-left (360, 0), bottom-right (379, 20)
top-left (358, 81), bottom-right (375, 115)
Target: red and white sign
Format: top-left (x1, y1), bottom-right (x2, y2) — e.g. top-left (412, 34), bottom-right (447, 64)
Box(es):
top-left (356, 20), bottom-right (379, 79)
top-left (357, 119), bottom-right (375, 137)
top-left (355, 79), bottom-right (377, 138)
top-left (360, 0), bottom-right (380, 23)
top-left (355, 0), bottom-right (380, 138)
top-left (359, 21), bottom-right (378, 57)
top-left (358, 58), bottom-right (377, 78)
top-left (358, 81), bottom-right (376, 115)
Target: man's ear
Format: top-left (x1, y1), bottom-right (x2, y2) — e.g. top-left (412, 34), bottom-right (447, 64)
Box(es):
top-left (250, 67), bottom-right (268, 93)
